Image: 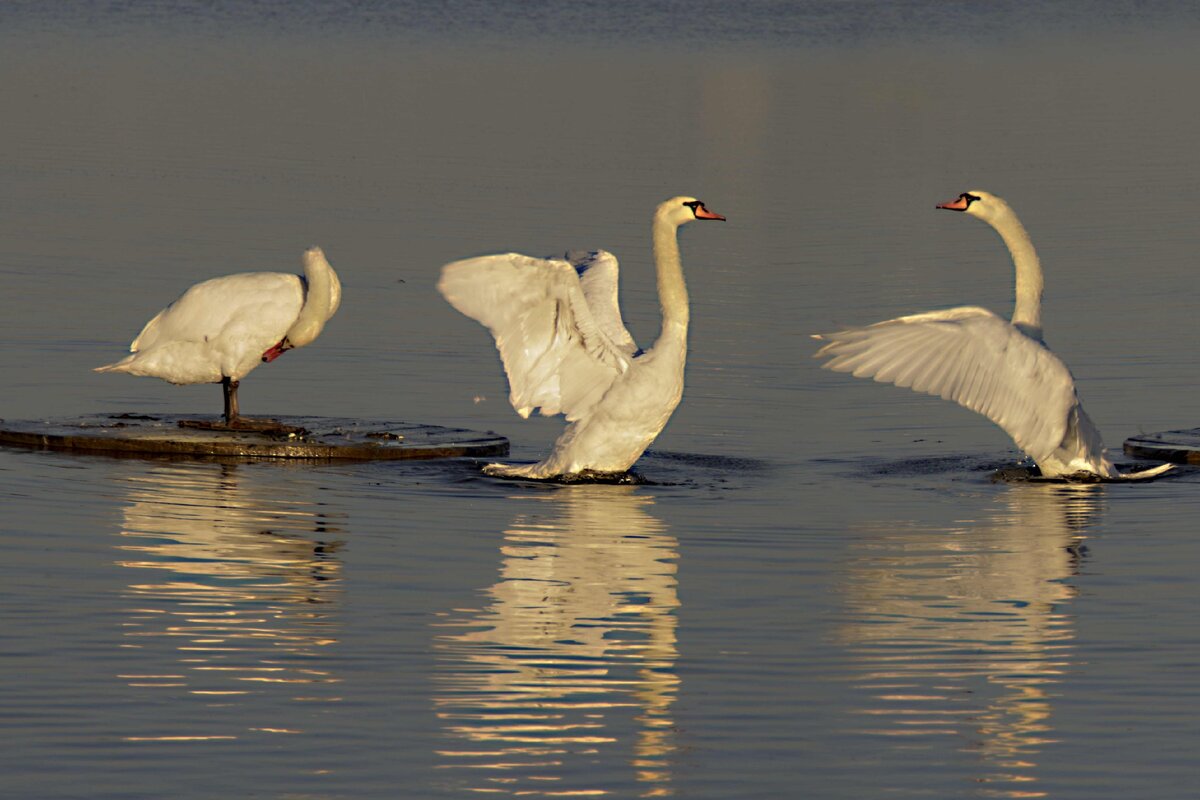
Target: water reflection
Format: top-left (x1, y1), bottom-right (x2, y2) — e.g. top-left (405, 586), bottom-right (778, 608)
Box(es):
top-left (115, 462), bottom-right (344, 741)
top-left (432, 486), bottom-right (678, 797)
top-left (840, 484), bottom-right (1102, 798)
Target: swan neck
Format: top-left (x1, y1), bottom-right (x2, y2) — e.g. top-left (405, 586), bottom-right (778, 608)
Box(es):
top-left (286, 251), bottom-right (341, 347)
top-left (652, 213), bottom-right (689, 342)
top-left (990, 208), bottom-right (1043, 339)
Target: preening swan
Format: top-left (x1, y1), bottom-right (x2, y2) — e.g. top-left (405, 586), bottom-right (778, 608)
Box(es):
top-left (438, 196), bottom-right (725, 479)
top-left (95, 246), bottom-right (341, 427)
top-left (814, 190), bottom-right (1169, 480)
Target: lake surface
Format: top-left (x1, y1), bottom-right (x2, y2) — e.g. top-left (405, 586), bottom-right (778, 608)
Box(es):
top-left (4, 3), bottom-right (1200, 798)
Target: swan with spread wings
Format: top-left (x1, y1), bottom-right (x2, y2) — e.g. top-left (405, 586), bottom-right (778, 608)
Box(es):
top-left (815, 190), bottom-right (1168, 480)
top-left (439, 196), bottom-right (724, 479)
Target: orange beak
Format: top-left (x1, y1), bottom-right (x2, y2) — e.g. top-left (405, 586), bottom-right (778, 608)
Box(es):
top-left (262, 339), bottom-right (291, 363)
top-left (694, 203), bottom-right (726, 221)
top-left (936, 196), bottom-right (971, 211)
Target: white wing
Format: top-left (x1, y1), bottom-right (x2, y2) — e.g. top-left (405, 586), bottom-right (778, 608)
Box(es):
top-left (131, 272), bottom-right (301, 353)
top-left (814, 306), bottom-right (1080, 464)
top-left (562, 250), bottom-right (638, 357)
top-left (439, 253), bottom-right (634, 421)
top-left (97, 272), bottom-right (303, 384)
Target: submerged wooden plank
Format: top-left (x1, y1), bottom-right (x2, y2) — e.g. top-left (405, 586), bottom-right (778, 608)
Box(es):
top-left (1123, 429), bottom-right (1200, 465)
top-left (0, 414), bottom-right (508, 461)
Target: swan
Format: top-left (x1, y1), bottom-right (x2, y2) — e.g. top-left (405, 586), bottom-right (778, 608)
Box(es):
top-left (95, 246), bottom-right (341, 427)
top-left (814, 190), bottom-right (1169, 480)
top-left (438, 196), bottom-right (725, 479)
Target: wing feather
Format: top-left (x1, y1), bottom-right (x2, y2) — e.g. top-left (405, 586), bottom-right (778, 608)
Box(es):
top-left (438, 253), bottom-right (632, 421)
top-left (562, 250), bottom-right (639, 357)
top-left (815, 307), bottom-right (1080, 463)
top-left (131, 273), bottom-right (300, 353)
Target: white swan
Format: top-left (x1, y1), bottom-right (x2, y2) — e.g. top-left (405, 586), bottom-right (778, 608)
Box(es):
top-left (438, 196), bottom-right (725, 479)
top-left (814, 190), bottom-right (1169, 480)
top-left (95, 246), bottom-right (341, 426)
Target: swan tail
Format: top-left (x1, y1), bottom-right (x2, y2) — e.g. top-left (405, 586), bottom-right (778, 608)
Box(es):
top-left (1116, 462), bottom-right (1175, 481)
top-left (93, 355), bottom-right (137, 373)
top-left (482, 462), bottom-right (545, 479)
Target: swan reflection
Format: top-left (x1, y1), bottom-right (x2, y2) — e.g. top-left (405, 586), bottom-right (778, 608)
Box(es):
top-left (840, 484), bottom-right (1102, 798)
top-left (114, 462), bottom-right (344, 740)
top-left (432, 485), bottom-right (678, 797)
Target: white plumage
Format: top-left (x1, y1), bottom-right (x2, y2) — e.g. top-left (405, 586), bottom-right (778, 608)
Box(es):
top-left (815, 190), bottom-right (1169, 480)
top-left (95, 246), bottom-right (341, 424)
top-left (439, 196), bottom-right (724, 479)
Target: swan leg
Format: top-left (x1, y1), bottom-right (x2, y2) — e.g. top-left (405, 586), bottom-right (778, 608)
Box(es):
top-left (222, 377), bottom-right (240, 424)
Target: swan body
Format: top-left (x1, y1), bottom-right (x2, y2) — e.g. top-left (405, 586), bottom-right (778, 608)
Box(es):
top-left (815, 190), bottom-right (1169, 481)
top-left (95, 246), bottom-right (341, 424)
top-left (438, 196), bottom-right (724, 479)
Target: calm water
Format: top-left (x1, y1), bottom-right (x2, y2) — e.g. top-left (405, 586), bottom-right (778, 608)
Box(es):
top-left (4, 3), bottom-right (1200, 798)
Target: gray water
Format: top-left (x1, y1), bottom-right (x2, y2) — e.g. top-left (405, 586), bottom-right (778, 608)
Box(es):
top-left (4, 3), bottom-right (1200, 798)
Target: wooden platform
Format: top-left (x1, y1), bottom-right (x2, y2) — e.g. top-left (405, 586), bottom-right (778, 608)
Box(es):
top-left (0, 414), bottom-right (508, 461)
top-left (1124, 428), bottom-right (1200, 465)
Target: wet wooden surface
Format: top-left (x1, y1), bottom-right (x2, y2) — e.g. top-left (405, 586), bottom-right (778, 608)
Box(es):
top-left (0, 414), bottom-right (509, 461)
top-left (1124, 429), bottom-right (1200, 465)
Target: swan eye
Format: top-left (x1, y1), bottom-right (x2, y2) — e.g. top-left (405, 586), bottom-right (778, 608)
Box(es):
top-left (683, 200), bottom-right (702, 211)
top-left (962, 193), bottom-right (982, 205)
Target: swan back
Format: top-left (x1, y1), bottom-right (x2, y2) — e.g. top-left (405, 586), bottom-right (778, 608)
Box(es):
top-left (96, 272), bottom-right (304, 384)
top-left (129, 272), bottom-right (301, 355)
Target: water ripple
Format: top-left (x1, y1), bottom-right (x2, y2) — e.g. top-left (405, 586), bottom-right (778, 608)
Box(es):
top-left (113, 462), bottom-right (345, 742)
top-left (431, 486), bottom-right (679, 797)
top-left (836, 483), bottom-right (1103, 797)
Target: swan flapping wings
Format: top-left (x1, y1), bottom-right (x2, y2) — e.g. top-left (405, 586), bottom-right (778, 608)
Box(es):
top-left (438, 252), bottom-right (637, 421)
top-left (563, 250), bottom-right (638, 357)
top-left (814, 306), bottom-right (1081, 465)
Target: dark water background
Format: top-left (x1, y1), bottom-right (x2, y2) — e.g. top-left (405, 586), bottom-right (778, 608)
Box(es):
top-left (4, 2), bottom-right (1200, 798)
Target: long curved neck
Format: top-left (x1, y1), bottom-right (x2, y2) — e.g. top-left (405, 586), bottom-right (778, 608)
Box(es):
top-left (988, 207), bottom-right (1043, 341)
top-left (285, 249), bottom-right (341, 347)
top-left (652, 213), bottom-right (689, 347)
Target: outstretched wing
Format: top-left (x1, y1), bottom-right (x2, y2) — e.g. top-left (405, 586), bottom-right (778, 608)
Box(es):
top-left (562, 250), bottom-right (638, 357)
top-left (438, 253), bottom-right (634, 421)
top-left (814, 306), bottom-right (1080, 463)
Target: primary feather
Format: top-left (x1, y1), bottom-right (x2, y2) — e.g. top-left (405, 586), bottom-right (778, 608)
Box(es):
top-left (816, 306), bottom-right (1080, 467)
top-left (439, 252), bottom-right (632, 422)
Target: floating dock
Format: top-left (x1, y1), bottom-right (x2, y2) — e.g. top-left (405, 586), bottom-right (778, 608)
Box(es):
top-left (1124, 429), bottom-right (1200, 465)
top-left (0, 414), bottom-right (508, 461)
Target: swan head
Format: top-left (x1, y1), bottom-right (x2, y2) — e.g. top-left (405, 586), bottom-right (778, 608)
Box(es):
top-left (936, 190), bottom-right (1014, 225)
top-left (656, 196), bottom-right (726, 227)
